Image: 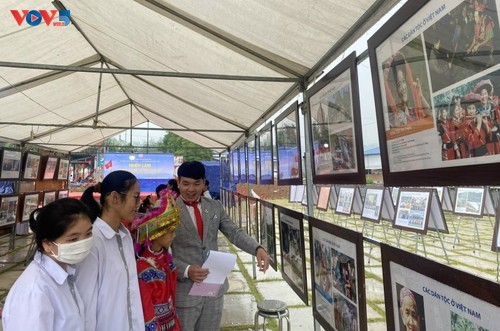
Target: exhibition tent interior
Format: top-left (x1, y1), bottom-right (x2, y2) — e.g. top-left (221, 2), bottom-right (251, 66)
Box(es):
top-left (0, 0), bottom-right (401, 154)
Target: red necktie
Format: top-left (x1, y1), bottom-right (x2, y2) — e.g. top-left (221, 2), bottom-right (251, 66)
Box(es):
top-left (186, 201), bottom-right (203, 240)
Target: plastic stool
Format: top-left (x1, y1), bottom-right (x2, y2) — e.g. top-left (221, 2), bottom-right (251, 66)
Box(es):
top-left (254, 299), bottom-right (290, 331)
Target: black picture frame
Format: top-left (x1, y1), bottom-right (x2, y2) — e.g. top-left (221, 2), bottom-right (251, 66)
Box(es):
top-left (247, 196), bottom-right (259, 237)
top-left (259, 200), bottom-right (277, 271)
top-left (239, 144), bottom-right (247, 184)
top-left (316, 186), bottom-right (331, 211)
top-left (277, 205), bottom-right (308, 304)
top-left (0, 149), bottom-right (22, 180)
top-left (57, 189), bottom-right (69, 199)
top-left (57, 159), bottom-right (70, 180)
top-left (247, 136), bottom-right (257, 184)
top-left (368, 0), bottom-right (500, 187)
top-left (258, 123), bottom-right (273, 185)
top-left (231, 149), bottom-right (239, 184)
top-left (309, 216), bottom-right (367, 331)
top-left (335, 186), bottom-right (355, 216)
top-left (20, 192), bottom-right (40, 222)
top-left (275, 101), bottom-right (303, 186)
top-left (42, 156), bottom-right (59, 180)
top-left (0, 194), bottom-right (20, 226)
top-left (22, 152), bottom-right (41, 180)
top-left (43, 191), bottom-right (57, 207)
top-left (382, 243), bottom-right (500, 331)
top-left (453, 186), bottom-right (486, 217)
top-left (361, 186), bottom-right (385, 223)
top-left (492, 193), bottom-right (500, 252)
top-left (393, 188), bottom-right (433, 234)
top-left (306, 52), bottom-right (365, 185)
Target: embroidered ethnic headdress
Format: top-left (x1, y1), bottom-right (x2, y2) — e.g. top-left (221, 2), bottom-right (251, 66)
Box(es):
top-left (131, 189), bottom-right (180, 245)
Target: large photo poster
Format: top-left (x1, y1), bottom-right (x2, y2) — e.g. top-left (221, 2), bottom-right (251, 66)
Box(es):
top-left (309, 217), bottom-right (367, 331)
top-left (394, 188), bottom-right (432, 234)
top-left (259, 200), bottom-right (277, 271)
top-left (275, 101), bottom-right (302, 185)
top-left (306, 52), bottom-right (365, 184)
top-left (0, 195), bottom-right (19, 226)
top-left (247, 136), bottom-right (257, 184)
top-left (382, 244), bottom-right (500, 331)
top-left (0, 149), bottom-right (22, 180)
top-left (278, 206), bottom-right (308, 304)
top-left (258, 123), bottom-right (273, 185)
top-left (454, 186), bottom-right (486, 216)
top-left (361, 186), bottom-right (384, 222)
top-left (369, 0), bottom-right (500, 186)
top-left (336, 186), bottom-right (355, 216)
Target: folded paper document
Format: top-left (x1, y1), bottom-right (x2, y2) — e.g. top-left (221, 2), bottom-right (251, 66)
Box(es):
top-left (188, 250), bottom-right (236, 297)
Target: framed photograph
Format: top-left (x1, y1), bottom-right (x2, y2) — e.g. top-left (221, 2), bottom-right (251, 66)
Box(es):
top-left (247, 197), bottom-right (258, 237)
top-left (0, 180), bottom-right (15, 195)
top-left (316, 186), bottom-right (331, 211)
top-left (329, 185), bottom-right (338, 211)
top-left (381, 187), bottom-right (396, 223)
top-left (231, 191), bottom-right (239, 225)
top-left (394, 188), bottom-right (433, 234)
top-left (58, 189), bottom-right (69, 199)
top-left (259, 200), bottom-right (277, 271)
top-left (0, 149), bottom-right (22, 180)
top-left (309, 216), bottom-right (367, 331)
top-left (20, 192), bottom-right (40, 222)
top-left (290, 185), bottom-right (305, 204)
top-left (239, 145), bottom-right (247, 183)
top-left (277, 206), bottom-right (308, 304)
top-left (275, 101), bottom-right (302, 185)
top-left (382, 243), bottom-right (500, 331)
top-left (361, 186), bottom-right (385, 223)
top-left (247, 136), bottom-right (257, 184)
top-left (239, 194), bottom-right (248, 234)
top-left (258, 123), bottom-right (273, 185)
top-left (335, 186), bottom-right (355, 216)
top-left (369, 0), bottom-right (500, 187)
top-left (231, 149), bottom-right (239, 183)
top-left (43, 191), bottom-right (57, 206)
top-left (43, 156), bottom-right (59, 180)
top-left (306, 52), bottom-right (365, 185)
top-left (22, 152), bottom-right (41, 180)
top-left (454, 186), bottom-right (486, 217)
top-left (391, 187), bottom-right (400, 206)
top-left (0, 195), bottom-right (19, 226)
top-left (57, 159), bottom-right (69, 180)
top-left (491, 196), bottom-right (500, 252)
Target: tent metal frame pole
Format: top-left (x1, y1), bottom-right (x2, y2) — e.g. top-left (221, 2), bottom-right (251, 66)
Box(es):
top-left (0, 122), bottom-right (243, 132)
top-left (0, 61), bottom-right (297, 82)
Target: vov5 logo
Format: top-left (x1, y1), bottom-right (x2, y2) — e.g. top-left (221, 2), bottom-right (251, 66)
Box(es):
top-left (10, 10), bottom-right (70, 26)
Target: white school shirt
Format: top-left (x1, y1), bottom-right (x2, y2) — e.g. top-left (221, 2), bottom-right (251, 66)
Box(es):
top-left (2, 251), bottom-right (85, 331)
top-left (74, 217), bottom-right (144, 331)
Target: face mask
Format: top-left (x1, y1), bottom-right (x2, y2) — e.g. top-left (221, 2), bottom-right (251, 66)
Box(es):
top-left (50, 236), bottom-right (94, 265)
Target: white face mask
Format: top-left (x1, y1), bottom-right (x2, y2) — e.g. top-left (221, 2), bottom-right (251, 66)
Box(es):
top-left (50, 236), bottom-right (94, 265)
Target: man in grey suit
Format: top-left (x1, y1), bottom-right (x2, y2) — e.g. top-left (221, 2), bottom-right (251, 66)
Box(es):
top-left (172, 161), bottom-right (269, 331)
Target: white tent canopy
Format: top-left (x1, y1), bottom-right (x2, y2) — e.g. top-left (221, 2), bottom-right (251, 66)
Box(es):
top-left (0, 0), bottom-right (399, 153)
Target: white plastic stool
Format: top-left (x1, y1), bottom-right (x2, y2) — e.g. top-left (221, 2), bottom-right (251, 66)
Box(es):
top-left (254, 299), bottom-right (290, 331)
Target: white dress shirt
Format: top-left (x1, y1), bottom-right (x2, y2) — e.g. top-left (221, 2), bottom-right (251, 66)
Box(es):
top-left (74, 217), bottom-right (144, 331)
top-left (2, 251), bottom-right (85, 331)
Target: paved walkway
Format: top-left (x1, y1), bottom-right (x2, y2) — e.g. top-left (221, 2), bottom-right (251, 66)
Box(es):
top-left (0, 203), bottom-right (498, 330)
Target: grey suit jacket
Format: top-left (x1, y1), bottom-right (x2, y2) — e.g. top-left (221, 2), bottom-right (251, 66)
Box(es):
top-left (172, 197), bottom-right (260, 307)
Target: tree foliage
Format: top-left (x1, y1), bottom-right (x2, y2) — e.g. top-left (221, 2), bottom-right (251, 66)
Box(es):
top-left (159, 133), bottom-right (214, 161)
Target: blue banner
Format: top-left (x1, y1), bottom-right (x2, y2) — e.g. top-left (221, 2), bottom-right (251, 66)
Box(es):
top-left (103, 153), bottom-right (174, 192)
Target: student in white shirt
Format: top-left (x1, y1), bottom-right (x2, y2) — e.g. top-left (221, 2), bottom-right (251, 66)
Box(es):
top-left (203, 179), bottom-right (212, 199)
top-left (2, 198), bottom-right (93, 331)
top-left (77, 170), bottom-right (145, 331)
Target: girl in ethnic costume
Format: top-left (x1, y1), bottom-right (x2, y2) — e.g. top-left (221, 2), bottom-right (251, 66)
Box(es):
top-left (132, 189), bottom-right (181, 331)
